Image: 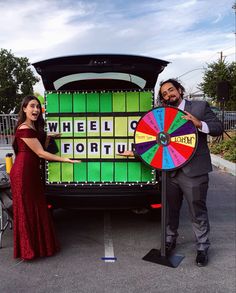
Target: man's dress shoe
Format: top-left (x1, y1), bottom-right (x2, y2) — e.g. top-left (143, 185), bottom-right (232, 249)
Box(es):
top-left (196, 250), bottom-right (208, 267)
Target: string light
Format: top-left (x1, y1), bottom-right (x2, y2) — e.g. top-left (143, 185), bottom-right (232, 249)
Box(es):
top-left (45, 89), bottom-right (156, 188)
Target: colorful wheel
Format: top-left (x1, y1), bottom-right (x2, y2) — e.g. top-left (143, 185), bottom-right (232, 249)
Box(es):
top-left (134, 106), bottom-right (198, 171)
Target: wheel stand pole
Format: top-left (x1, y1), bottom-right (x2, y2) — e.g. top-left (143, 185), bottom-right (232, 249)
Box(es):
top-left (142, 171), bottom-right (184, 268)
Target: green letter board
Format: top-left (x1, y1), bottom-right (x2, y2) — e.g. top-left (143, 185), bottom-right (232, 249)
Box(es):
top-left (45, 90), bottom-right (155, 185)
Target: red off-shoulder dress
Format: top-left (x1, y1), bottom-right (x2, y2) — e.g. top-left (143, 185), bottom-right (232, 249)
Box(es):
top-left (10, 128), bottom-right (59, 260)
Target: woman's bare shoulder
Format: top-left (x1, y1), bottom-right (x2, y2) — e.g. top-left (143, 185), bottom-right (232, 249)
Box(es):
top-left (17, 123), bottom-right (31, 130)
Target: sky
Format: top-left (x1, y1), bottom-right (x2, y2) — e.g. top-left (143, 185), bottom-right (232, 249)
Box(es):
top-left (0, 0), bottom-right (235, 96)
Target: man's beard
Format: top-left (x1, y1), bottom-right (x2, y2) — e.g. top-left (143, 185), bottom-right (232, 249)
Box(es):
top-left (168, 98), bottom-right (179, 107)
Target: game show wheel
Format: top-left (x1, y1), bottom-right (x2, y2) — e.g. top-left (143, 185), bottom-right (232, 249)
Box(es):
top-left (134, 106), bottom-right (198, 171)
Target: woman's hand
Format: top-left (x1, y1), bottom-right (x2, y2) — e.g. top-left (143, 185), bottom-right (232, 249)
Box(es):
top-left (64, 158), bottom-right (81, 163)
top-left (47, 132), bottom-right (61, 138)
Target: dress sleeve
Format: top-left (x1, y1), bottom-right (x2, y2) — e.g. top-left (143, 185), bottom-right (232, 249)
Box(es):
top-left (15, 129), bottom-right (38, 138)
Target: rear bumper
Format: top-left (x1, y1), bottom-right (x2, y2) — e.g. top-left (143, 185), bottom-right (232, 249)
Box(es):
top-left (45, 184), bottom-right (161, 209)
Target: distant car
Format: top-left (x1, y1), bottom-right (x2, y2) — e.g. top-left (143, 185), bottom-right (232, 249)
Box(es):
top-left (210, 106), bottom-right (220, 114)
top-left (210, 106), bottom-right (236, 130)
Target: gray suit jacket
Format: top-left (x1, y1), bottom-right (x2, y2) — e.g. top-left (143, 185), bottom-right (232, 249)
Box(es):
top-left (171, 100), bottom-right (223, 178)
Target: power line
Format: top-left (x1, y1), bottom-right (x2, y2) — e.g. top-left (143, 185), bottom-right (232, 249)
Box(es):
top-left (177, 67), bottom-right (203, 79)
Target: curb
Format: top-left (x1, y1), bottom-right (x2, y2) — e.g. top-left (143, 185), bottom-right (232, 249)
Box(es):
top-left (211, 154), bottom-right (236, 176)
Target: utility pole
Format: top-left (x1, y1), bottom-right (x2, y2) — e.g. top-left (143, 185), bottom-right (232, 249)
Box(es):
top-left (233, 2), bottom-right (236, 62)
top-left (218, 51), bottom-right (225, 62)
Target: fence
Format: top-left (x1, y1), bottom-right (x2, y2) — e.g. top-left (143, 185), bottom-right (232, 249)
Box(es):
top-left (0, 114), bottom-right (17, 146)
top-left (214, 111), bottom-right (236, 131)
top-left (0, 111), bottom-right (235, 146)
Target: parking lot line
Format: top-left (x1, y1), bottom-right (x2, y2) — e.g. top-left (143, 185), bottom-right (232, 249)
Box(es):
top-left (102, 211), bottom-right (116, 262)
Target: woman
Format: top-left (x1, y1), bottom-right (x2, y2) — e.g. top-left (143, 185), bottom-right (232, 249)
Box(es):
top-left (10, 95), bottom-right (80, 260)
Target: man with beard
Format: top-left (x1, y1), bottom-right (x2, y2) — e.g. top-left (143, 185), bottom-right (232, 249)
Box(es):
top-left (158, 78), bottom-right (223, 266)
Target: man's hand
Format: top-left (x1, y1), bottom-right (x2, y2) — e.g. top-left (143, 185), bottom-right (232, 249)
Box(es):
top-left (182, 111), bottom-right (202, 129)
top-left (116, 151), bottom-right (135, 157)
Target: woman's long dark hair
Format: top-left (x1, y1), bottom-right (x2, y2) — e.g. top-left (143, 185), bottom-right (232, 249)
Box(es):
top-left (12, 95), bottom-right (45, 154)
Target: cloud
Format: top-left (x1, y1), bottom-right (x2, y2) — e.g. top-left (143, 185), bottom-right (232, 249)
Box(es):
top-left (0, 0), bottom-right (95, 59)
top-left (0, 0), bottom-right (234, 95)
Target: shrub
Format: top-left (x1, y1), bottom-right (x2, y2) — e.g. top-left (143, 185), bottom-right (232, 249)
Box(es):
top-left (209, 136), bottom-right (236, 163)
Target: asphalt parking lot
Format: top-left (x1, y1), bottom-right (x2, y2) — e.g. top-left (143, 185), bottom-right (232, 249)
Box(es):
top-left (0, 166), bottom-right (235, 293)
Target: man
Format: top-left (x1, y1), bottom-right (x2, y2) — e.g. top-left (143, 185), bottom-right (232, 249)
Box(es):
top-left (158, 78), bottom-right (223, 266)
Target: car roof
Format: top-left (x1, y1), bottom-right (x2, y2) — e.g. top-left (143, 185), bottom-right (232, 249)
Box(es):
top-left (32, 54), bottom-right (169, 91)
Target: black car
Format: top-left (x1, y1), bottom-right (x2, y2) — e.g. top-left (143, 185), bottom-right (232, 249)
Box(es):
top-left (211, 107), bottom-right (236, 130)
top-left (33, 54), bottom-right (169, 210)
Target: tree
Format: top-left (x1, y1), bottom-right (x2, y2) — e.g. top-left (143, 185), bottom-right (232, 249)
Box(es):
top-left (199, 59), bottom-right (236, 110)
top-left (0, 48), bottom-right (39, 113)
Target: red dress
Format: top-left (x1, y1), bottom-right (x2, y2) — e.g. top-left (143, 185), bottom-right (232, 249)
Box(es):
top-left (10, 128), bottom-right (59, 260)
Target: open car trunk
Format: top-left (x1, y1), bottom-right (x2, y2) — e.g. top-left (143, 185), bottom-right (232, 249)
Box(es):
top-left (33, 54), bottom-right (169, 209)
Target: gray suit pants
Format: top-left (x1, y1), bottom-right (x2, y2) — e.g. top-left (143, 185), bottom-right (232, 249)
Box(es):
top-left (166, 169), bottom-right (210, 251)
